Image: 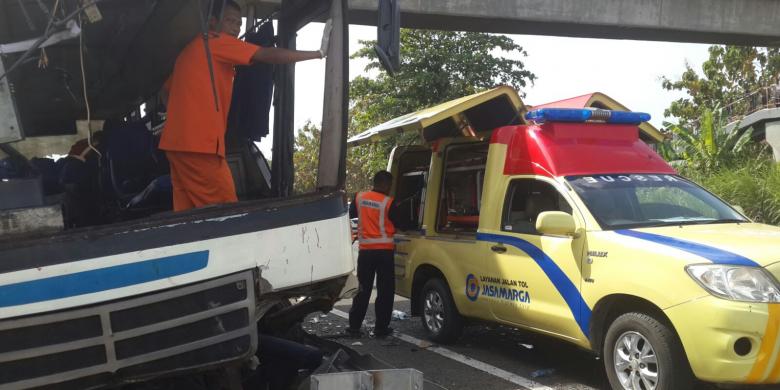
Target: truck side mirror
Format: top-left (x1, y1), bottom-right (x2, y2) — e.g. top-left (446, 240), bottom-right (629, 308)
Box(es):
top-left (374, 0), bottom-right (400, 74)
top-left (536, 211), bottom-right (577, 237)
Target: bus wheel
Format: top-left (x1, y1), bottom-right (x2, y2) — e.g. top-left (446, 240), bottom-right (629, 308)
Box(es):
top-left (603, 312), bottom-right (692, 390)
top-left (420, 278), bottom-right (463, 343)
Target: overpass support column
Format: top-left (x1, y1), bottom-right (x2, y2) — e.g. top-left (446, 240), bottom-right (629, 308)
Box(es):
top-left (765, 121), bottom-right (780, 162)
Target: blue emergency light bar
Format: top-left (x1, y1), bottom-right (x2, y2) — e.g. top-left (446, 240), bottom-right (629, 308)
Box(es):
top-left (525, 108), bottom-right (651, 124)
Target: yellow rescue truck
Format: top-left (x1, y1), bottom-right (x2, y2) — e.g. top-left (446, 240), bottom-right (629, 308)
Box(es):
top-left (348, 86), bottom-right (780, 390)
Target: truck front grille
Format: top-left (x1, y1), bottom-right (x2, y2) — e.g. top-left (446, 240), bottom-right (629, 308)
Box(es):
top-left (0, 271), bottom-right (257, 389)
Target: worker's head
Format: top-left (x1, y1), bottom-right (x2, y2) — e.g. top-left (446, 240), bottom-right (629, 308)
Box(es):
top-left (209, 0), bottom-right (243, 37)
top-left (372, 171), bottom-right (393, 195)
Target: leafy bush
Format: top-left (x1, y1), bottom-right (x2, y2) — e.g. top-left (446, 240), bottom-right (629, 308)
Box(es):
top-left (662, 109), bottom-right (754, 174)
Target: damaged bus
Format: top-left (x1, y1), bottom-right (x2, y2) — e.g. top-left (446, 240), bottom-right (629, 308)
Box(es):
top-left (0, 0), bottom-right (389, 388)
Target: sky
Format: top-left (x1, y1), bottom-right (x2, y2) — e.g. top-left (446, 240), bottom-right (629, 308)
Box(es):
top-left (255, 23), bottom-right (711, 155)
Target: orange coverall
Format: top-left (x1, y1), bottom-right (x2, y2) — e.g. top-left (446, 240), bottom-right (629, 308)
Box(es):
top-left (159, 34), bottom-right (259, 211)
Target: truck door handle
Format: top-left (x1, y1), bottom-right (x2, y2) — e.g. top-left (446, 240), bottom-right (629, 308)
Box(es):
top-left (491, 245), bottom-right (507, 253)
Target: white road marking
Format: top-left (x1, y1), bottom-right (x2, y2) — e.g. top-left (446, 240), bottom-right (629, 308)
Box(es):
top-left (329, 308), bottom-right (555, 390)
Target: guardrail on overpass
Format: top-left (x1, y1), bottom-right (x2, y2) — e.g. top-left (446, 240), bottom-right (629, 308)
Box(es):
top-left (249, 0), bottom-right (780, 46)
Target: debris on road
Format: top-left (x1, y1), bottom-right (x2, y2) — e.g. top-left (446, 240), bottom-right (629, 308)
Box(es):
top-left (392, 310), bottom-right (410, 320)
top-left (530, 368), bottom-right (556, 379)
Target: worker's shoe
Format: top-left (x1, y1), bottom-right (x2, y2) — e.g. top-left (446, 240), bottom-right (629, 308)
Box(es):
top-left (372, 327), bottom-right (394, 338)
top-left (344, 327), bottom-right (364, 338)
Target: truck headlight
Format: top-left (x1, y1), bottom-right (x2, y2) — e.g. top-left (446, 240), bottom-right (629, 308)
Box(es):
top-left (686, 264), bottom-right (780, 303)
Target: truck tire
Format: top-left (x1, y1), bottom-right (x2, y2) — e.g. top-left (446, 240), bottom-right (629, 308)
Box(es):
top-left (420, 278), bottom-right (463, 343)
top-left (603, 312), bottom-right (692, 390)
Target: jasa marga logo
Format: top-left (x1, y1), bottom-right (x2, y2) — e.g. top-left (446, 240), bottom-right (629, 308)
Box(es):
top-left (465, 274), bottom-right (480, 301)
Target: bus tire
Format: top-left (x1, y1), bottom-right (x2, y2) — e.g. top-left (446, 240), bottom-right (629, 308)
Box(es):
top-left (420, 278), bottom-right (463, 343)
top-left (603, 312), bottom-right (692, 390)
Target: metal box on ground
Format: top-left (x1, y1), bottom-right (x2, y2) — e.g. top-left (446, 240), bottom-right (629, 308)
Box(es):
top-left (311, 369), bottom-right (424, 390)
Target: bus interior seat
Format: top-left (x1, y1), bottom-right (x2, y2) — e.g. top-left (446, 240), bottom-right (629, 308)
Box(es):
top-left (224, 141), bottom-right (272, 200)
top-left (101, 121), bottom-right (171, 219)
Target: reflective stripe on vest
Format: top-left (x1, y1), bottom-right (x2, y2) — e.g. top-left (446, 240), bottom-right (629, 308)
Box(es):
top-left (356, 191), bottom-right (395, 249)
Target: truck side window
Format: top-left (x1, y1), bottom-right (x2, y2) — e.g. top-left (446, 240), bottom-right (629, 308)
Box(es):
top-left (437, 142), bottom-right (488, 234)
top-left (502, 179), bottom-right (572, 235)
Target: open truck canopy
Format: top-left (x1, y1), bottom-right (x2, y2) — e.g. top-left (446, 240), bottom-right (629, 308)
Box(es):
top-left (348, 85), bottom-right (526, 147)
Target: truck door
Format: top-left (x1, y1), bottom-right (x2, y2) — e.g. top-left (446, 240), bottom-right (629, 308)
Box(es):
top-left (480, 177), bottom-right (588, 340)
top-left (388, 145), bottom-right (432, 280)
top-left (388, 146), bottom-right (431, 234)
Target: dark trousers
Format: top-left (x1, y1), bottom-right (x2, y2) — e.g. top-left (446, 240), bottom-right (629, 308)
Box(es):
top-left (251, 335), bottom-right (323, 389)
top-left (349, 249), bottom-right (395, 331)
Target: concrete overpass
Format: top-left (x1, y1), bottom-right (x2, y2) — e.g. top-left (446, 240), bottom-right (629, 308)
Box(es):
top-left (249, 0), bottom-right (780, 46)
top-left (730, 107), bottom-right (780, 162)
top-left (722, 86), bottom-right (780, 161)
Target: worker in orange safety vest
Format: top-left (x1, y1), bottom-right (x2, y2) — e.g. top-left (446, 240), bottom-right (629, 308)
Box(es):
top-left (347, 171), bottom-right (400, 338)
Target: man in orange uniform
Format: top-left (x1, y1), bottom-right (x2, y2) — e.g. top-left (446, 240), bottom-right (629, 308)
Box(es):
top-left (347, 171), bottom-right (400, 338)
top-left (160, 0), bottom-right (331, 211)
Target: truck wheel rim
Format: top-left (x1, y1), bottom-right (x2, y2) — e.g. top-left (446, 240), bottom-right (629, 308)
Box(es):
top-left (613, 331), bottom-right (659, 390)
top-left (423, 290), bottom-right (445, 334)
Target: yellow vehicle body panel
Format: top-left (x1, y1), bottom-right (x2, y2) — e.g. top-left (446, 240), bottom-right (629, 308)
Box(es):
top-left (666, 297), bottom-right (779, 384)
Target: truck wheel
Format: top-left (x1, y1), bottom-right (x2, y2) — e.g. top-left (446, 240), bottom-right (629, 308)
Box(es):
top-left (603, 312), bottom-right (692, 390)
top-left (420, 278), bottom-right (463, 343)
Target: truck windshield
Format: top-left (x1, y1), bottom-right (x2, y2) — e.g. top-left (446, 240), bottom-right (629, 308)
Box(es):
top-left (566, 174), bottom-right (747, 230)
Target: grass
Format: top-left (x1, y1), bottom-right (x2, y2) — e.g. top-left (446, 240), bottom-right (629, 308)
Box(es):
top-left (680, 156), bottom-right (780, 225)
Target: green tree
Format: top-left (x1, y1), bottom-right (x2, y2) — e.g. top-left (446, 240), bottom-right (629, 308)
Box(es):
top-left (293, 121), bottom-right (320, 194)
top-left (294, 30), bottom-right (536, 194)
top-left (662, 46), bottom-right (780, 124)
top-left (346, 29), bottom-right (536, 193)
top-left (351, 30), bottom-right (535, 129)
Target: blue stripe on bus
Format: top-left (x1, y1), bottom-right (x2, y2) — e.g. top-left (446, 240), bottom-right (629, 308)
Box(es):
top-left (477, 233), bottom-right (592, 337)
top-left (615, 230), bottom-right (758, 267)
top-left (0, 251), bottom-right (209, 308)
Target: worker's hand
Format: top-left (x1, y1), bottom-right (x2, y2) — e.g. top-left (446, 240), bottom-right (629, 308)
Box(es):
top-left (319, 19), bottom-right (333, 59)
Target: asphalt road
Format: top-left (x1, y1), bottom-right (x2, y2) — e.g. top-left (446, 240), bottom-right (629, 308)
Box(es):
top-left (304, 293), bottom-right (772, 390)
